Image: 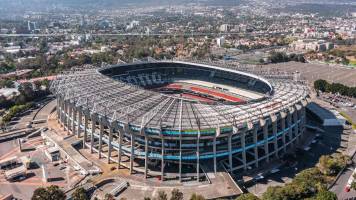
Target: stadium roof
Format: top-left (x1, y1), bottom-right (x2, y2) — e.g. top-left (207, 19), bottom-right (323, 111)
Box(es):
top-left (51, 61), bottom-right (309, 132)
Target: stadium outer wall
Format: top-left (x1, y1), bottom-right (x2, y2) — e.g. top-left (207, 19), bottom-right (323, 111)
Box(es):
top-left (53, 64), bottom-right (308, 182)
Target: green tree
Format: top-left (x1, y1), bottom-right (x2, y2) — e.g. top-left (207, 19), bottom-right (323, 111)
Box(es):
top-left (104, 193), bottom-right (115, 200)
top-left (31, 185), bottom-right (66, 200)
top-left (32, 188), bottom-right (49, 200)
top-left (235, 193), bottom-right (260, 200)
top-left (189, 193), bottom-right (205, 200)
top-left (18, 82), bottom-right (35, 101)
top-left (170, 189), bottom-right (183, 200)
top-left (262, 186), bottom-right (285, 200)
top-left (351, 181), bottom-right (356, 190)
top-left (72, 187), bottom-right (89, 200)
top-left (156, 191), bottom-right (168, 200)
top-left (315, 190), bottom-right (337, 200)
top-left (314, 79), bottom-right (328, 92)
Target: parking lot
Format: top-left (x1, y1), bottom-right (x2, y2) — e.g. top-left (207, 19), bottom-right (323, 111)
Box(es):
top-left (245, 115), bottom-right (346, 197)
top-left (0, 134), bottom-right (83, 199)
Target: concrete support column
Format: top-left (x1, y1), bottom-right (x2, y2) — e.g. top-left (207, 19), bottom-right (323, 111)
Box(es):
top-left (130, 134), bottom-right (135, 174)
top-left (58, 99), bottom-right (62, 124)
top-left (83, 114), bottom-right (88, 149)
top-left (281, 117), bottom-right (286, 153)
top-left (263, 123), bottom-right (269, 163)
top-left (67, 103), bottom-right (72, 132)
top-left (241, 131), bottom-right (247, 170)
top-left (144, 136), bottom-right (148, 179)
top-left (228, 133), bottom-right (233, 172)
top-left (57, 98), bottom-right (61, 123)
top-left (287, 112), bottom-right (293, 147)
top-left (98, 120), bottom-right (103, 159)
top-left (63, 101), bottom-right (67, 131)
top-left (72, 107), bottom-right (76, 135)
top-left (272, 119), bottom-right (278, 158)
top-left (90, 116), bottom-right (95, 153)
top-left (299, 107), bottom-right (305, 140)
top-left (77, 111), bottom-right (82, 137)
top-left (61, 100), bottom-right (65, 126)
top-left (196, 135), bottom-right (200, 182)
top-left (161, 138), bottom-right (165, 181)
top-left (108, 126), bottom-right (113, 164)
top-left (253, 127), bottom-right (259, 168)
top-left (118, 130), bottom-right (123, 169)
top-left (179, 136), bottom-right (182, 182)
top-left (213, 136), bottom-right (217, 173)
top-left (293, 111), bottom-right (299, 145)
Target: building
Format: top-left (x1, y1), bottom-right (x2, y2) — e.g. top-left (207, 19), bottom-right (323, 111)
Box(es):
top-left (216, 37), bottom-right (225, 47)
top-left (219, 24), bottom-right (230, 32)
top-left (290, 39), bottom-right (334, 52)
top-left (51, 61), bottom-right (309, 182)
top-left (27, 21), bottom-right (36, 32)
top-left (45, 147), bottom-right (61, 162)
top-left (0, 156), bottom-right (18, 169)
top-left (5, 165), bottom-right (26, 181)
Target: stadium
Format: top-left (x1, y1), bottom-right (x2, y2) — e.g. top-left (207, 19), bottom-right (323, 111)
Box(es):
top-left (50, 60), bottom-right (309, 182)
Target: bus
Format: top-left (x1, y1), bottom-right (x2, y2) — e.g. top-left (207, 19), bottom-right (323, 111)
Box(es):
top-left (0, 156), bottom-right (18, 169)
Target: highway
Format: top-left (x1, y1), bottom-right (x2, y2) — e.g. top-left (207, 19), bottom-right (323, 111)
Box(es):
top-left (0, 31), bottom-right (290, 38)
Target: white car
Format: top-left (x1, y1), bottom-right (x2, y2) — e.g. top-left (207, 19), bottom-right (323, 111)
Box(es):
top-left (270, 168), bottom-right (280, 174)
top-left (254, 173), bottom-right (264, 181)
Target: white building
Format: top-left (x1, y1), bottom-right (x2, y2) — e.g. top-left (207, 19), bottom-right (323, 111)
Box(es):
top-left (219, 24), bottom-right (229, 32)
top-left (216, 37), bottom-right (225, 47)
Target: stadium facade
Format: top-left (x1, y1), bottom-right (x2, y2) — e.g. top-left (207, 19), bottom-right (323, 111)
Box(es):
top-left (50, 61), bottom-right (309, 182)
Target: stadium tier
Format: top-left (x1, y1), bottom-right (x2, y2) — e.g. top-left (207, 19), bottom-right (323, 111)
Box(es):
top-left (50, 61), bottom-right (309, 181)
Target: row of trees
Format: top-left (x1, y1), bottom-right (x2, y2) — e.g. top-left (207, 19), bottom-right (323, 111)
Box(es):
top-left (32, 178), bottom-right (338, 200)
top-left (269, 51), bottom-right (306, 63)
top-left (0, 80), bottom-right (50, 127)
top-left (314, 79), bottom-right (356, 98)
top-left (261, 167), bottom-right (336, 200)
top-left (143, 189), bottom-right (205, 200)
top-left (317, 153), bottom-right (350, 176)
top-left (252, 153), bottom-right (349, 200)
top-left (31, 187), bottom-right (201, 200)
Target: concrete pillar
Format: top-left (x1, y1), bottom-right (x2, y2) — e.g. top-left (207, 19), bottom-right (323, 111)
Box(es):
top-left (213, 136), bottom-right (217, 173)
top-left (287, 112), bottom-right (293, 147)
top-left (293, 110), bottom-right (299, 145)
top-left (241, 131), bottom-right (247, 170)
top-left (196, 135), bottom-right (200, 182)
top-left (83, 114), bottom-right (88, 149)
top-left (281, 116), bottom-right (286, 153)
top-left (228, 133), bottom-right (233, 172)
top-left (98, 119), bottom-right (103, 158)
top-left (144, 136), bottom-right (148, 179)
top-left (72, 107), bottom-right (76, 135)
top-left (179, 136), bottom-right (182, 182)
top-left (253, 127), bottom-right (259, 168)
top-left (63, 101), bottom-right (67, 131)
top-left (272, 119), bottom-right (278, 158)
top-left (67, 103), bottom-right (72, 132)
top-left (161, 138), bottom-right (164, 181)
top-left (299, 107), bottom-right (305, 140)
top-left (130, 134), bottom-right (135, 174)
top-left (60, 99), bottom-right (65, 126)
top-left (108, 126), bottom-right (113, 164)
top-left (77, 111), bottom-right (82, 137)
top-left (118, 130), bottom-right (123, 169)
top-left (263, 123), bottom-right (269, 163)
top-left (57, 98), bottom-right (61, 123)
top-left (90, 116), bottom-right (95, 153)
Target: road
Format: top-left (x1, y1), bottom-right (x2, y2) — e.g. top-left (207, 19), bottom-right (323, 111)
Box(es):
top-left (330, 153), bottom-right (356, 200)
top-left (0, 31), bottom-right (291, 37)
